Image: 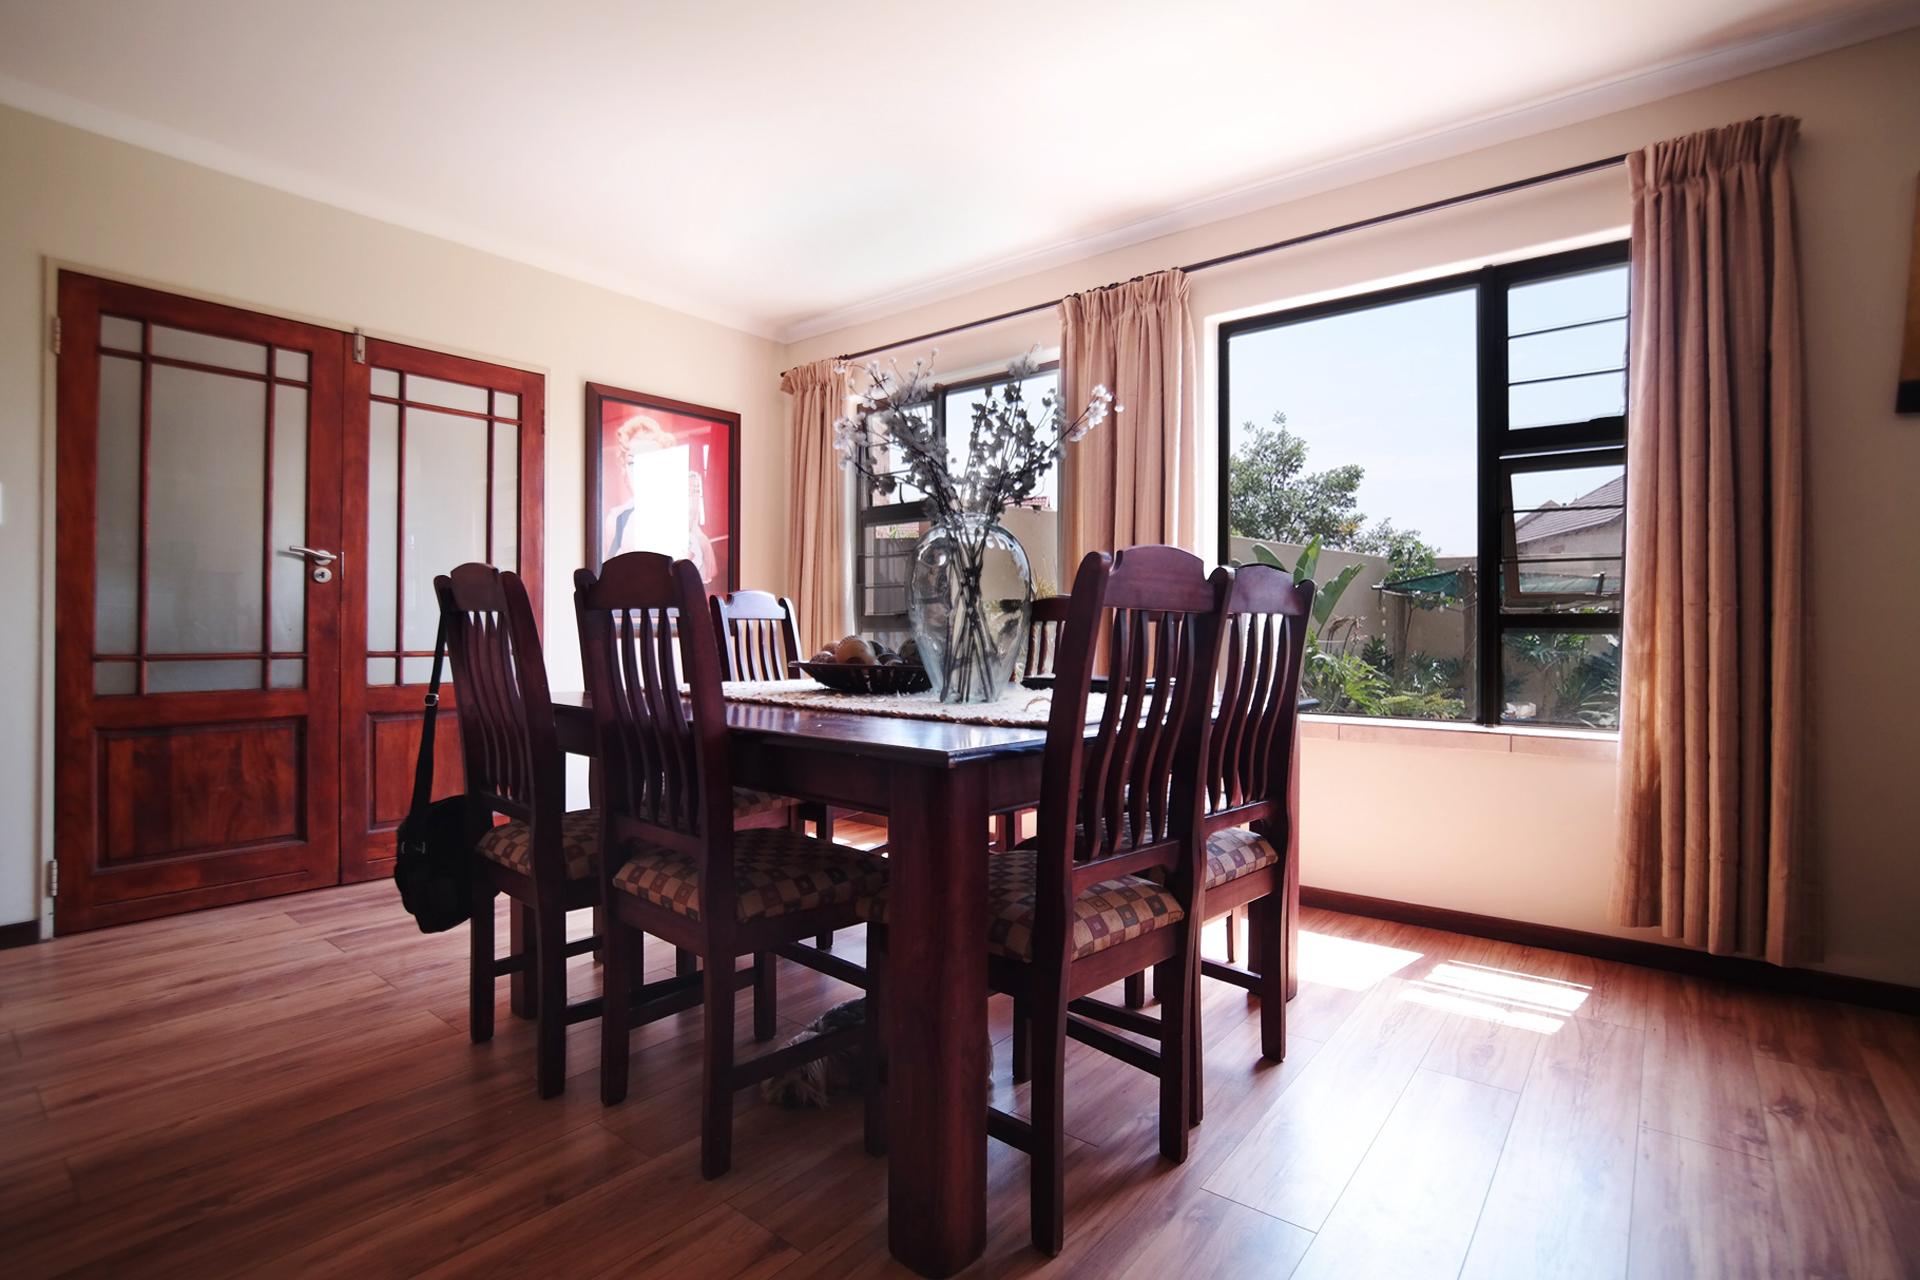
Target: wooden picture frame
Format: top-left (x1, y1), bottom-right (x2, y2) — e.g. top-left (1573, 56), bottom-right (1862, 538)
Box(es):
top-left (584, 382), bottom-right (740, 590)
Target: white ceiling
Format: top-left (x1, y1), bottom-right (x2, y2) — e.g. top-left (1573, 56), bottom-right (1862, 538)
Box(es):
top-left (1, 0), bottom-right (1913, 340)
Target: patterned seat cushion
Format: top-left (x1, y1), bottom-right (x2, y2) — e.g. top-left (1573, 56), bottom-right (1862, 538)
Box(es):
top-left (732, 788), bottom-right (795, 819)
top-left (475, 808), bottom-right (600, 880)
top-left (1206, 827), bottom-right (1280, 889)
top-left (859, 849), bottom-right (1183, 963)
top-left (611, 827), bottom-right (888, 924)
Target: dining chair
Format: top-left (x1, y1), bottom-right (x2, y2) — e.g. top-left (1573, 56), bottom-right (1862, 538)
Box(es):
top-left (578, 552), bottom-right (889, 1178)
top-left (436, 563), bottom-right (601, 1100)
top-left (710, 588), bottom-right (852, 953)
top-left (861, 545), bottom-right (1231, 1255)
top-left (992, 593), bottom-right (1072, 850)
top-left (1184, 561), bottom-right (1313, 1119)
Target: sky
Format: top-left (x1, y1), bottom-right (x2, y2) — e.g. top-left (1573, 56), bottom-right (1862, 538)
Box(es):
top-left (1225, 265), bottom-right (1626, 557)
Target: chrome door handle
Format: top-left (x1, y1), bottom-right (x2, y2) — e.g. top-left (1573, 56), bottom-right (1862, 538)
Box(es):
top-left (286, 545), bottom-right (338, 565)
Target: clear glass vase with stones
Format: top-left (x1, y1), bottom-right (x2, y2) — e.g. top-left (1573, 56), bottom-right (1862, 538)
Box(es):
top-left (909, 513), bottom-right (1032, 703)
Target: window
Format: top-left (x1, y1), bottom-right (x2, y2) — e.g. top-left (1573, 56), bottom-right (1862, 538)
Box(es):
top-left (1219, 242), bottom-right (1628, 729)
top-left (853, 364), bottom-right (1062, 641)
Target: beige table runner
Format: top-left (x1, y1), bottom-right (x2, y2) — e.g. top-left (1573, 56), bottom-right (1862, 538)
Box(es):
top-left (721, 679), bottom-right (1101, 729)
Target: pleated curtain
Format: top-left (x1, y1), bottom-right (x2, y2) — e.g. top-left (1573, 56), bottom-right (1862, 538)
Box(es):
top-left (1612, 116), bottom-right (1814, 965)
top-left (779, 358), bottom-right (850, 657)
top-left (1058, 269), bottom-right (1201, 563)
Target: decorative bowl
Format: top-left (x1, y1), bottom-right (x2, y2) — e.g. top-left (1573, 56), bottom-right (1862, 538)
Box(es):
top-left (796, 661), bottom-right (932, 695)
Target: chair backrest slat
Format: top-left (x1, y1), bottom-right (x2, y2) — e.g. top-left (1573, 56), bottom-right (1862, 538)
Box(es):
top-left (711, 590), bottom-right (802, 681)
top-left (435, 564), bottom-right (563, 861)
top-left (1022, 595), bottom-right (1071, 681)
top-left (1206, 565), bottom-right (1314, 828)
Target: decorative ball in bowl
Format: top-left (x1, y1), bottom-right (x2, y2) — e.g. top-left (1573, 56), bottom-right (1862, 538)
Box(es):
top-left (798, 636), bottom-right (931, 695)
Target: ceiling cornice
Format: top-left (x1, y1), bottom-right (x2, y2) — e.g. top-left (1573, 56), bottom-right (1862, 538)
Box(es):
top-left (772, 1), bottom-right (1920, 347)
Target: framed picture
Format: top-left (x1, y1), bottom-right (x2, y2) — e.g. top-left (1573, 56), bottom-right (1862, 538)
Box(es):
top-left (585, 382), bottom-right (740, 590)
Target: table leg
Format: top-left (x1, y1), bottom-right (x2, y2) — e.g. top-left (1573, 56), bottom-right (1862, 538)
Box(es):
top-left (884, 759), bottom-right (989, 1277)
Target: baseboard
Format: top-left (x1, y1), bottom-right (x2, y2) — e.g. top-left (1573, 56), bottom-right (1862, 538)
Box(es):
top-left (1299, 886), bottom-right (1920, 1016)
top-left (0, 918), bottom-right (42, 950)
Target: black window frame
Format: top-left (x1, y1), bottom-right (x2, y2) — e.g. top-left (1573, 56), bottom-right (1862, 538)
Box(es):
top-left (1216, 240), bottom-right (1629, 729)
top-left (853, 360), bottom-right (1063, 635)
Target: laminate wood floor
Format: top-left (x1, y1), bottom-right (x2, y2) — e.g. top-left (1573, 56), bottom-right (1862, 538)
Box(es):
top-left (4, 830), bottom-right (1917, 1278)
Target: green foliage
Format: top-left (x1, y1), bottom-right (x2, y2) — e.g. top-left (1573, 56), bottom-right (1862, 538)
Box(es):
top-left (1227, 415), bottom-right (1440, 579)
top-left (1503, 631), bottom-right (1621, 728)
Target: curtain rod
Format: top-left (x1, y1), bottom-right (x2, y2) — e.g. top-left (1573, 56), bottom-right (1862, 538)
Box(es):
top-left (835, 151), bottom-right (1628, 363)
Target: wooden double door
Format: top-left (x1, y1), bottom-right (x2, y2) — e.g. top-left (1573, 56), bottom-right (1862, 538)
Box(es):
top-left (53, 274), bottom-right (544, 932)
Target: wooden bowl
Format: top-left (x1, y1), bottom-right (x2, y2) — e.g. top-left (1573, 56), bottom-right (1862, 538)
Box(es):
top-left (796, 660), bottom-right (932, 695)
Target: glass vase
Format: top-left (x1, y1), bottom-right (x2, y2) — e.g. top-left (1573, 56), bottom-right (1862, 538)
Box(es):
top-left (907, 513), bottom-right (1033, 703)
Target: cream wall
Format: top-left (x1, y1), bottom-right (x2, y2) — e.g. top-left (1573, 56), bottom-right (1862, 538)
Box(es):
top-left (0, 103), bottom-right (786, 930)
top-left (782, 29), bottom-right (1920, 985)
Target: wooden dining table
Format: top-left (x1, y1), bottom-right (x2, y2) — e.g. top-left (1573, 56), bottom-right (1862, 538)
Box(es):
top-left (551, 687), bottom-right (1301, 1278)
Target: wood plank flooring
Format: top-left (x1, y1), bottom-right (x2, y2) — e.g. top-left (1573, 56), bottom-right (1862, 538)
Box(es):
top-left (3, 827), bottom-right (1917, 1278)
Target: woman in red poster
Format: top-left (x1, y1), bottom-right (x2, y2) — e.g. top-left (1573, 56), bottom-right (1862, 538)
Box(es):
top-left (601, 413), bottom-right (719, 588)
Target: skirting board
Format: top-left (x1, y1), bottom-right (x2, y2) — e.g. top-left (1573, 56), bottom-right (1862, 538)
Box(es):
top-left (0, 919), bottom-right (41, 950)
top-left (1299, 886), bottom-right (1920, 1016)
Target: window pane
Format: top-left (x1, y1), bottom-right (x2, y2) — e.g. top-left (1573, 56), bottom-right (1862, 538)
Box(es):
top-left (1506, 264), bottom-right (1628, 429)
top-left (1500, 629), bottom-right (1621, 728)
top-left (1225, 288), bottom-right (1478, 721)
top-left (860, 518), bottom-right (926, 624)
top-left (1505, 463), bottom-right (1625, 611)
top-left (862, 406), bottom-right (930, 506)
top-left (943, 370), bottom-right (1062, 511)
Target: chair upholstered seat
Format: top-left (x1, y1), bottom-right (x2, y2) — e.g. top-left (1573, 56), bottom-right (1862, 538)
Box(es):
top-left (731, 787), bottom-right (795, 819)
top-left (611, 827), bottom-right (888, 924)
top-left (1205, 827), bottom-right (1280, 889)
top-left (475, 808), bottom-right (600, 880)
top-left (860, 848), bottom-right (1183, 962)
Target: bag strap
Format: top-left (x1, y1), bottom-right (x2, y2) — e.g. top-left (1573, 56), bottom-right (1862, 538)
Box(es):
top-left (407, 613), bottom-right (449, 823)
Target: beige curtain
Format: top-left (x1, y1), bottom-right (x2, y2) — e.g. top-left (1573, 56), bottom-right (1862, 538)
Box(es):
top-left (1612, 116), bottom-right (1813, 965)
top-left (780, 358), bottom-right (849, 657)
top-left (1059, 269), bottom-right (1200, 564)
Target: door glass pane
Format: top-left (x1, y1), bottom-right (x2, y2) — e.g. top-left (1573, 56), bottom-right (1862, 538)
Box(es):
top-left (371, 367), bottom-right (400, 399)
top-left (367, 400), bottom-right (399, 656)
top-left (275, 349), bottom-right (310, 383)
top-left (148, 658), bottom-right (262, 693)
top-left (494, 391), bottom-right (519, 419)
top-left (150, 324), bottom-right (268, 375)
top-left (100, 315), bottom-right (142, 352)
top-left (270, 384), bottom-right (309, 652)
top-left (268, 658), bottom-right (305, 689)
top-left (94, 661), bottom-right (136, 696)
top-left (405, 373), bottom-right (490, 415)
top-left (368, 657), bottom-right (396, 685)
top-left (95, 355), bottom-right (142, 654)
top-left (401, 407), bottom-right (488, 652)
top-left (146, 363), bottom-right (265, 658)
top-left (492, 421), bottom-right (518, 572)
top-left (401, 655), bottom-right (439, 684)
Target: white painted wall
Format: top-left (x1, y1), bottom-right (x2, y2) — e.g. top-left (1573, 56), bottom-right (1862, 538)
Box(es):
top-left (783, 29), bottom-right (1920, 985)
top-left (0, 103), bottom-right (786, 931)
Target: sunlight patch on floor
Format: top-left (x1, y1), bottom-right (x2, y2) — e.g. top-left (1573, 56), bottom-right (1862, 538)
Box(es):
top-left (1396, 960), bottom-right (1590, 1033)
top-left (1295, 929), bottom-right (1424, 991)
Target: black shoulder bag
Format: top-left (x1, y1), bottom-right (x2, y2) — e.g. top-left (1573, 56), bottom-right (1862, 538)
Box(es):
top-left (394, 616), bottom-right (476, 933)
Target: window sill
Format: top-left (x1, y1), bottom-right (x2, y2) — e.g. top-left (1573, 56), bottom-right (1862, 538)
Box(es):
top-left (1300, 713), bottom-right (1619, 760)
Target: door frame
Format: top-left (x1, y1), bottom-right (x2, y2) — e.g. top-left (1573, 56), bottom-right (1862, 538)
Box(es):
top-left (37, 259), bottom-right (550, 933)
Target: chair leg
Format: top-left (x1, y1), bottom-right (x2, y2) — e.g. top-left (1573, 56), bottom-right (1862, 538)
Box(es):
top-left (535, 904), bottom-right (569, 1098)
top-left (993, 812), bottom-right (1013, 852)
top-left (1189, 952), bottom-right (1206, 1129)
top-left (1123, 971), bottom-right (1148, 1009)
top-left (676, 947), bottom-right (698, 978)
top-left (816, 809), bottom-right (835, 843)
top-left (600, 914), bottom-right (631, 1106)
top-left (1251, 891), bottom-right (1287, 1062)
top-left (510, 900), bottom-right (538, 1019)
top-left (469, 883), bottom-right (495, 1044)
top-left (815, 931), bottom-right (833, 951)
top-left (1224, 904), bottom-right (1241, 965)
top-left (863, 925), bottom-right (888, 1156)
top-left (1155, 954), bottom-right (1192, 1164)
top-left (1011, 993), bottom-right (1031, 1084)
top-left (701, 950), bottom-right (737, 1179)
top-left (753, 952), bottom-right (777, 1043)
top-left (1029, 985), bottom-right (1067, 1257)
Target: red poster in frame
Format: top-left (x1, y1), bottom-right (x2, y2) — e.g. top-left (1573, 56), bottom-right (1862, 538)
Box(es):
top-left (585, 382), bottom-right (739, 591)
